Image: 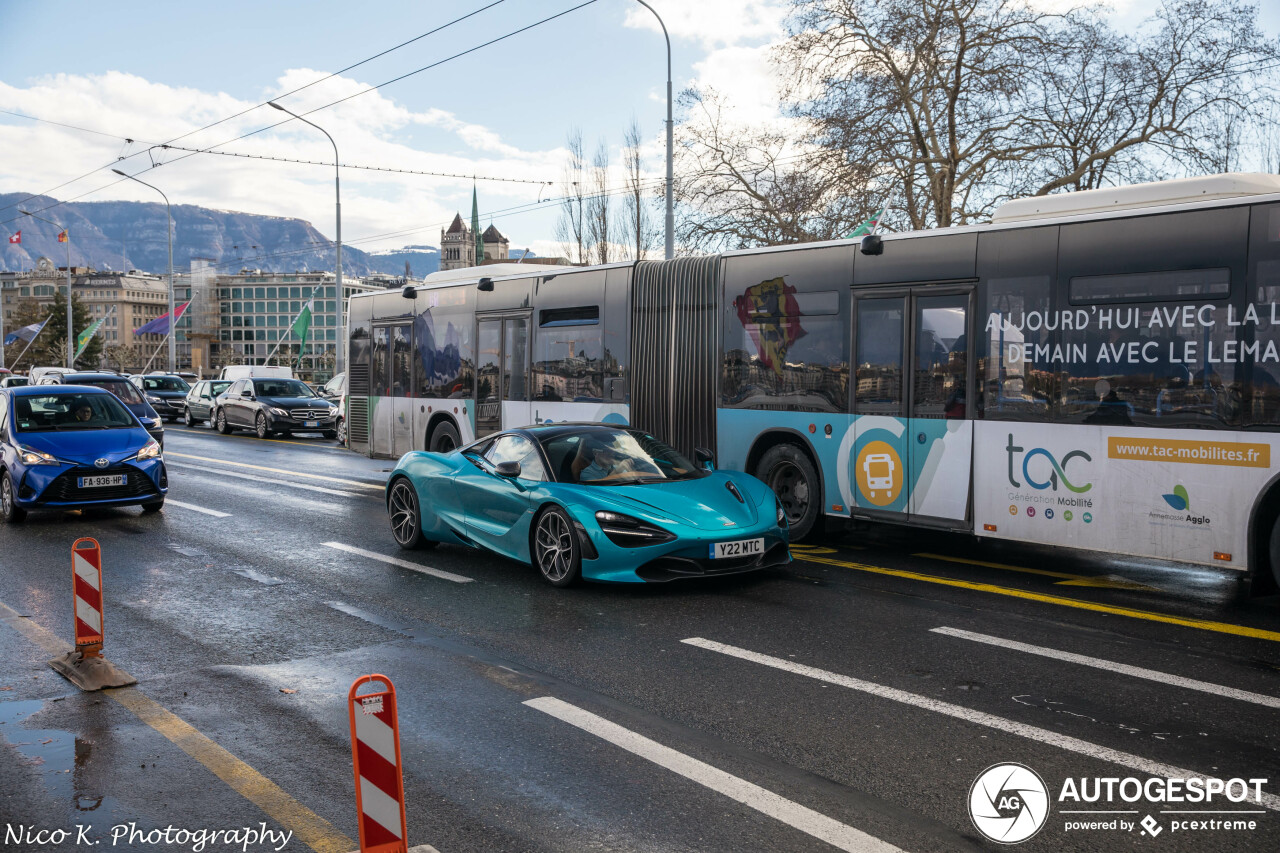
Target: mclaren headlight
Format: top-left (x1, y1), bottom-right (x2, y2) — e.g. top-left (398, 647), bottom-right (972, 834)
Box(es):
top-left (775, 498), bottom-right (787, 527)
top-left (595, 510), bottom-right (676, 547)
top-left (134, 439), bottom-right (162, 461)
top-left (19, 446), bottom-right (60, 466)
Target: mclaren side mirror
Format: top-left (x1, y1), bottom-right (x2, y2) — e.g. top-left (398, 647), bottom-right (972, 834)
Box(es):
top-left (694, 447), bottom-right (715, 471)
top-left (495, 460), bottom-right (521, 478)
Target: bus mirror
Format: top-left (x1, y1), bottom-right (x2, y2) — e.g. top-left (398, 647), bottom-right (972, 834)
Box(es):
top-left (477, 277), bottom-right (494, 292)
top-left (860, 234), bottom-right (883, 255)
top-left (401, 285), bottom-right (416, 299)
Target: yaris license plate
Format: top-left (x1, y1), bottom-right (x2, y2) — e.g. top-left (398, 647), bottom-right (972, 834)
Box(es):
top-left (78, 474), bottom-right (125, 488)
top-left (711, 538), bottom-right (763, 559)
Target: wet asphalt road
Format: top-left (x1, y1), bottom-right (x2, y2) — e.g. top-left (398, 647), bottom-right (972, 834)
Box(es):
top-left (2, 423), bottom-right (1279, 853)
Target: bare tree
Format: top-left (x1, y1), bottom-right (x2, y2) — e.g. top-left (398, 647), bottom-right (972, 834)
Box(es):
top-left (673, 87), bottom-right (875, 250)
top-left (555, 129), bottom-right (587, 264)
top-left (586, 142), bottom-right (615, 265)
top-left (622, 119), bottom-right (659, 260)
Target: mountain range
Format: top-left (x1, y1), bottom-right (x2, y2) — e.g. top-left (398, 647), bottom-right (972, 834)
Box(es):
top-left (0, 193), bottom-right (442, 278)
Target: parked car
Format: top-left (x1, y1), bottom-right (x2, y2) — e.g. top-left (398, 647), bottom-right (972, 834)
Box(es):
top-left (30, 366), bottom-right (74, 384)
top-left (319, 372), bottom-right (347, 443)
top-left (49, 372), bottom-right (165, 448)
top-left (0, 385), bottom-right (166, 521)
top-left (136, 374), bottom-right (191, 423)
top-left (383, 423), bottom-right (791, 587)
top-left (183, 379), bottom-right (232, 427)
top-left (0, 376), bottom-right (29, 388)
top-left (214, 377), bottom-right (338, 439)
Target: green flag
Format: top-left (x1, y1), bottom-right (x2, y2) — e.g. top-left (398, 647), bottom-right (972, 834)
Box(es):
top-left (845, 209), bottom-right (885, 239)
top-left (75, 316), bottom-right (107, 359)
top-left (471, 185), bottom-right (483, 265)
top-left (291, 295), bottom-right (314, 355)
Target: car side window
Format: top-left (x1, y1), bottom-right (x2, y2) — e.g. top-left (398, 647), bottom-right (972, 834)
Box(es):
top-left (484, 435), bottom-right (547, 482)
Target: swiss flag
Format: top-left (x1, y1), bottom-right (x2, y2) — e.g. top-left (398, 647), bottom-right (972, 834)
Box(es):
top-left (7, 231), bottom-right (19, 244)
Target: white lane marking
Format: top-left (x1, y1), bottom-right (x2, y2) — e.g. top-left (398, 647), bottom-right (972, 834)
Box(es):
top-left (525, 696), bottom-right (902, 853)
top-left (165, 499), bottom-right (232, 518)
top-left (931, 626), bottom-right (1280, 710)
top-left (167, 463), bottom-right (357, 497)
top-left (681, 637), bottom-right (1280, 812)
top-left (165, 450), bottom-right (385, 490)
top-left (524, 696), bottom-right (906, 850)
top-left (322, 542), bottom-right (472, 584)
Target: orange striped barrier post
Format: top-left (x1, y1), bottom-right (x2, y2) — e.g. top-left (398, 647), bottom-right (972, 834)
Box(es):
top-left (349, 674), bottom-right (408, 853)
top-left (72, 538), bottom-right (103, 658)
top-left (49, 538), bottom-right (136, 691)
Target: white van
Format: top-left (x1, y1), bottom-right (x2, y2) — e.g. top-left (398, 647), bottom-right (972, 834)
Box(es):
top-left (218, 365), bottom-right (294, 381)
top-left (30, 366), bottom-right (75, 385)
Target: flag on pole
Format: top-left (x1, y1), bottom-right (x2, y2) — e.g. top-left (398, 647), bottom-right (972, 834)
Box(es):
top-left (471, 185), bottom-right (483, 266)
top-left (133, 300), bottom-right (190, 336)
top-left (57, 230), bottom-right (68, 243)
top-left (7, 231), bottom-right (19, 244)
top-left (75, 315), bottom-right (108, 359)
top-left (290, 294), bottom-right (315, 352)
top-left (845, 209), bottom-right (885, 239)
top-left (4, 317), bottom-right (47, 346)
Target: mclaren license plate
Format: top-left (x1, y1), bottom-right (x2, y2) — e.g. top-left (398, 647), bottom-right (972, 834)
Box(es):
top-left (78, 474), bottom-right (125, 488)
top-left (710, 538), bottom-right (763, 559)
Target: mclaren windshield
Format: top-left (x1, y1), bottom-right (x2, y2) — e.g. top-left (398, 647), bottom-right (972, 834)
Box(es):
top-left (540, 427), bottom-right (704, 485)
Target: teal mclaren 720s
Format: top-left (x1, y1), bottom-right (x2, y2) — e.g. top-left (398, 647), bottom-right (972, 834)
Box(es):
top-left (383, 423), bottom-right (791, 586)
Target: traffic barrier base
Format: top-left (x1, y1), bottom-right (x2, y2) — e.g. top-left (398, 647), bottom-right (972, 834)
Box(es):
top-left (48, 649), bottom-right (137, 691)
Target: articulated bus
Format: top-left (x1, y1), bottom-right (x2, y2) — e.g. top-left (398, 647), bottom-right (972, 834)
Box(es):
top-left (347, 173), bottom-right (1280, 590)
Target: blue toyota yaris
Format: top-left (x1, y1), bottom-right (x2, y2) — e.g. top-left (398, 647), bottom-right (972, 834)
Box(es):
top-left (0, 385), bottom-right (167, 522)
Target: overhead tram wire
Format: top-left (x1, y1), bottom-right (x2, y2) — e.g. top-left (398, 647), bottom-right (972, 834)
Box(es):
top-left (2, 0), bottom-right (605, 226)
top-left (0, 0), bottom-right (511, 217)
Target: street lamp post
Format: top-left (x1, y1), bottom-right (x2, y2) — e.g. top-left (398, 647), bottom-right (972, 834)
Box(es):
top-left (19, 209), bottom-right (73, 368)
top-left (268, 101), bottom-right (344, 375)
top-left (633, 0), bottom-right (674, 260)
top-left (112, 170), bottom-right (175, 373)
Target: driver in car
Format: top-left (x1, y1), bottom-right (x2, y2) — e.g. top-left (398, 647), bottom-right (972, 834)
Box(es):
top-left (578, 437), bottom-right (634, 483)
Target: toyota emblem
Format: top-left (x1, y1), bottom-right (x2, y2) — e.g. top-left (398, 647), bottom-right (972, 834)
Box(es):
top-left (94, 458), bottom-right (110, 469)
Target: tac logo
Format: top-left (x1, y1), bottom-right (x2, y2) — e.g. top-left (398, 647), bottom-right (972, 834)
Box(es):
top-left (1162, 484), bottom-right (1190, 511)
top-left (856, 441), bottom-right (903, 507)
top-left (1006, 434), bottom-right (1092, 494)
top-left (969, 763), bottom-right (1051, 844)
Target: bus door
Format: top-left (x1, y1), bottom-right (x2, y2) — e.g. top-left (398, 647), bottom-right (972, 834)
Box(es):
top-left (372, 322), bottom-right (415, 457)
top-left (851, 288), bottom-right (973, 526)
top-left (475, 314), bottom-right (530, 438)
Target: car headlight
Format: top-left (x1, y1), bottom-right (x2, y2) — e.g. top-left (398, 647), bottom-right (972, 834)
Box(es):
top-left (776, 498), bottom-right (787, 527)
top-left (135, 439), bottom-right (162, 461)
top-left (19, 446), bottom-right (60, 466)
top-left (595, 510), bottom-right (676, 547)
top-left (146, 395), bottom-right (163, 405)
top-left (269, 407), bottom-right (290, 417)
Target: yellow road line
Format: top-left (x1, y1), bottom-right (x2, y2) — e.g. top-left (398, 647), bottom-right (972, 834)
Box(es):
top-left (794, 554), bottom-right (1280, 643)
top-left (166, 452), bottom-right (384, 491)
top-left (912, 552), bottom-right (1081, 580)
top-left (0, 600), bottom-right (355, 853)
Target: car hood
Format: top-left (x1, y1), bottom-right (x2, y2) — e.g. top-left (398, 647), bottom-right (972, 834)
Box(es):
top-left (260, 396), bottom-right (331, 408)
top-left (577, 472), bottom-right (763, 530)
top-left (17, 427), bottom-right (154, 466)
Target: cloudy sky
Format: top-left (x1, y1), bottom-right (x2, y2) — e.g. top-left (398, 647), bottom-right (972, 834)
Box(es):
top-left (0, 0), bottom-right (1276, 260)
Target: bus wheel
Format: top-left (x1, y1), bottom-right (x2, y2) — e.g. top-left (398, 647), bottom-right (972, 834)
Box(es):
top-left (757, 444), bottom-right (821, 540)
top-left (1268, 515), bottom-right (1280, 590)
top-left (430, 422), bottom-right (460, 453)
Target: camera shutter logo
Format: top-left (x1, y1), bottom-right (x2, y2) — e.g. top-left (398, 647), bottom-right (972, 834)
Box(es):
top-left (969, 763), bottom-right (1050, 844)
